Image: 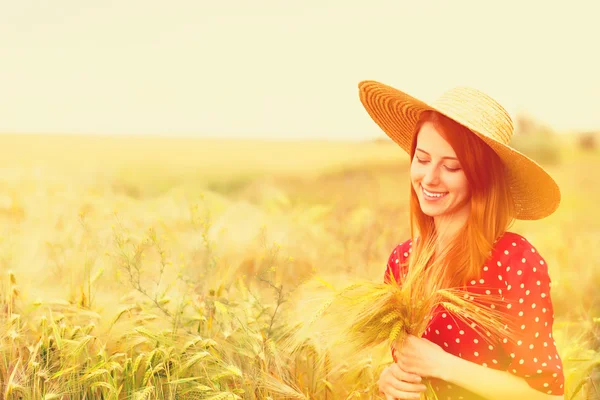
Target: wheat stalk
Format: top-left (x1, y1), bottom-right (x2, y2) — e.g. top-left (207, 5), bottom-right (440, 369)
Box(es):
top-left (298, 238), bottom-right (516, 399)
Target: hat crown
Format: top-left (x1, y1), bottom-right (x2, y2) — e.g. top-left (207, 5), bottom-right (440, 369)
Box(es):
top-left (433, 86), bottom-right (514, 145)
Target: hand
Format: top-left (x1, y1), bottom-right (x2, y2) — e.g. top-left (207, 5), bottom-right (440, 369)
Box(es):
top-left (394, 335), bottom-right (452, 380)
top-left (378, 362), bottom-right (427, 400)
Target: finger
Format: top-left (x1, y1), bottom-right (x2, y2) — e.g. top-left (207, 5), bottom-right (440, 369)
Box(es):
top-left (391, 361), bottom-right (422, 383)
top-left (385, 387), bottom-right (422, 400)
top-left (405, 334), bottom-right (419, 346)
top-left (398, 340), bottom-right (419, 357)
top-left (384, 366), bottom-right (427, 394)
top-left (396, 344), bottom-right (418, 363)
top-left (404, 335), bottom-right (428, 353)
top-left (388, 379), bottom-right (428, 394)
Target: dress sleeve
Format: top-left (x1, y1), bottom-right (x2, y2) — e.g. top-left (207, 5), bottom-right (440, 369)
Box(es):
top-left (383, 240), bottom-right (410, 285)
top-left (384, 240), bottom-right (411, 362)
top-left (499, 237), bottom-right (564, 395)
top-left (383, 245), bottom-right (402, 283)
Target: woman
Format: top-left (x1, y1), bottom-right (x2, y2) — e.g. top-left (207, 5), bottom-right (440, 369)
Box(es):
top-left (358, 81), bottom-right (564, 400)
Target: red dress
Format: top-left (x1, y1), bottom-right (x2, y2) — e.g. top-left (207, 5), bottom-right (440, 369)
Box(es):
top-left (384, 231), bottom-right (565, 399)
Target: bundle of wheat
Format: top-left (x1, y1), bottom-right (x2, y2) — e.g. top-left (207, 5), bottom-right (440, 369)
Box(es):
top-left (293, 237), bottom-right (518, 399)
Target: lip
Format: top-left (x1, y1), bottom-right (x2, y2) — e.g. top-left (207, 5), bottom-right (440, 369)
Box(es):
top-left (421, 185), bottom-right (448, 201)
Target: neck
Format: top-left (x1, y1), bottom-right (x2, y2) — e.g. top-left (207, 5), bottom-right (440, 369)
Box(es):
top-left (433, 205), bottom-right (471, 251)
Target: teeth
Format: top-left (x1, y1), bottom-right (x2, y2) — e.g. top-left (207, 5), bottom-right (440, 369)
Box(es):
top-left (423, 187), bottom-right (447, 198)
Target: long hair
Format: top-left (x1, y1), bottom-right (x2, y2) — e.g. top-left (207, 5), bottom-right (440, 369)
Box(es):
top-left (408, 111), bottom-right (515, 288)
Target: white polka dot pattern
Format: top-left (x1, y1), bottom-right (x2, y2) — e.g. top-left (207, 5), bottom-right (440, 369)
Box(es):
top-left (384, 232), bottom-right (565, 398)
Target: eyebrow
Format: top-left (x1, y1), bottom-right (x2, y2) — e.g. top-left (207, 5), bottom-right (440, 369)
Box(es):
top-left (416, 148), bottom-right (459, 161)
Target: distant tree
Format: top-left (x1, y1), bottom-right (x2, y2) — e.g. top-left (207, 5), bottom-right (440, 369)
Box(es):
top-left (515, 112), bottom-right (535, 136)
top-left (514, 111), bottom-right (555, 137)
top-left (579, 131), bottom-right (598, 151)
top-left (511, 112), bottom-right (560, 165)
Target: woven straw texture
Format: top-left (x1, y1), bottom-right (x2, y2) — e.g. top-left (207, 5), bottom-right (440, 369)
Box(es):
top-left (358, 80), bottom-right (560, 220)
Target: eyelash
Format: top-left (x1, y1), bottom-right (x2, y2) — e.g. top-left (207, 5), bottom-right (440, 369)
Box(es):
top-left (416, 157), bottom-right (461, 172)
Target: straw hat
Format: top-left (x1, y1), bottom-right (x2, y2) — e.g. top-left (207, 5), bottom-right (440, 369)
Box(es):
top-left (358, 80), bottom-right (560, 220)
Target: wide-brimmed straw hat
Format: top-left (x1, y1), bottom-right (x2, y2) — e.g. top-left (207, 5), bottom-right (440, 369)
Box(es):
top-left (358, 80), bottom-right (560, 220)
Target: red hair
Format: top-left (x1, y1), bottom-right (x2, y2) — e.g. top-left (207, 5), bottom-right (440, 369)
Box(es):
top-left (408, 111), bottom-right (515, 287)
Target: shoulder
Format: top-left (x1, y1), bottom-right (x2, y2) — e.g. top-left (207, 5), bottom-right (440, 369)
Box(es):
top-left (384, 238), bottom-right (413, 283)
top-left (493, 231), bottom-right (529, 247)
top-left (492, 231), bottom-right (545, 260)
top-left (387, 238), bottom-right (413, 263)
top-left (492, 231), bottom-right (551, 285)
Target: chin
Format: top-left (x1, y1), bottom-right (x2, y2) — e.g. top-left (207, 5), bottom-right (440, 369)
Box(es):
top-left (421, 208), bottom-right (443, 218)
top-left (418, 199), bottom-right (454, 218)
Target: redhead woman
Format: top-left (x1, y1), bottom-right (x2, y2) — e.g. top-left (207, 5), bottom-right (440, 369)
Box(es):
top-left (358, 82), bottom-right (564, 400)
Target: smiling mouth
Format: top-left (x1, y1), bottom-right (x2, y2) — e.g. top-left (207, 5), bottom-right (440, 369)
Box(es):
top-left (422, 186), bottom-right (448, 199)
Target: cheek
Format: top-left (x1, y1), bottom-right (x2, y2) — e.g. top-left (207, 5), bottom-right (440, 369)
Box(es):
top-left (410, 162), bottom-right (424, 182)
top-left (448, 174), bottom-right (470, 195)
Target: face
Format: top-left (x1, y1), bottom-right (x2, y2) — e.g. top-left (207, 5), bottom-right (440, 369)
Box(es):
top-left (410, 121), bottom-right (471, 224)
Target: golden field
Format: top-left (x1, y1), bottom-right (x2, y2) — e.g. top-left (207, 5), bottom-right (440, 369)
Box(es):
top-left (0, 133), bottom-right (598, 399)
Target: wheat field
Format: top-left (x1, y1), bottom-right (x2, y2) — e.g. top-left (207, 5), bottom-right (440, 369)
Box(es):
top-left (0, 133), bottom-right (598, 399)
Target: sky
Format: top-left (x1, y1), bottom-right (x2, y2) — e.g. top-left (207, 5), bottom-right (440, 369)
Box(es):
top-left (1, 0), bottom-right (599, 141)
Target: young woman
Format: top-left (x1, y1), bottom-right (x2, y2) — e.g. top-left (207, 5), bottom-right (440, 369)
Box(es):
top-left (358, 81), bottom-right (564, 400)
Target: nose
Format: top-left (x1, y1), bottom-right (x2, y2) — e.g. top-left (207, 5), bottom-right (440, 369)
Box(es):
top-left (423, 164), bottom-right (441, 186)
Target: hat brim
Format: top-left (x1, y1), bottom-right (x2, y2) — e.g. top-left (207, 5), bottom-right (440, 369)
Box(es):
top-left (358, 80), bottom-right (561, 220)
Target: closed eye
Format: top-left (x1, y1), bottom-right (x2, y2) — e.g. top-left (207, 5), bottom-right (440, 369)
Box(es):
top-left (417, 157), bottom-right (460, 172)
top-left (444, 166), bottom-right (462, 172)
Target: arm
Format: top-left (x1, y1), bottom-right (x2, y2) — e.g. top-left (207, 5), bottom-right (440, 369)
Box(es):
top-left (397, 336), bottom-right (564, 400)
top-left (396, 237), bottom-right (565, 399)
top-left (438, 351), bottom-right (564, 400)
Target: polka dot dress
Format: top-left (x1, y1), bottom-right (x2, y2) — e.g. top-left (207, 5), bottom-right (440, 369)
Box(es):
top-left (384, 232), bottom-right (564, 399)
